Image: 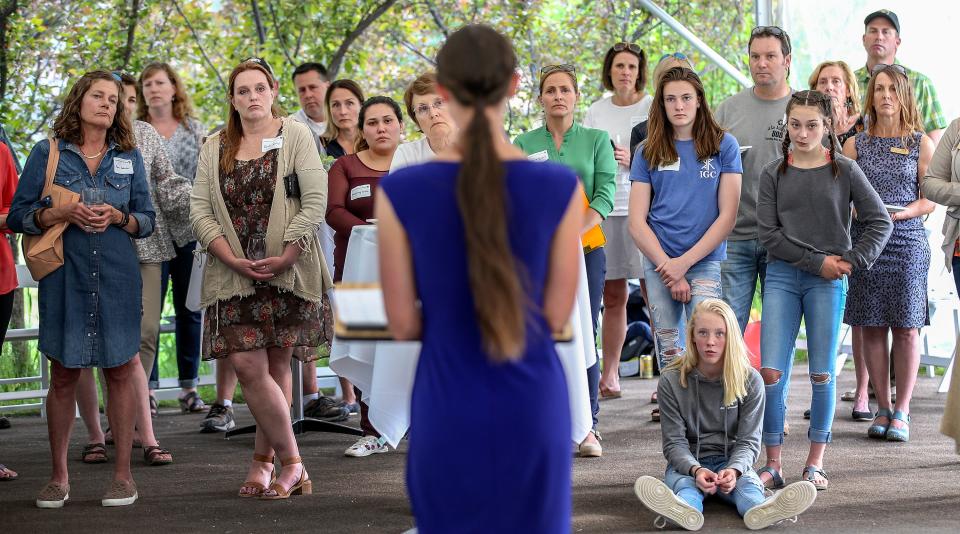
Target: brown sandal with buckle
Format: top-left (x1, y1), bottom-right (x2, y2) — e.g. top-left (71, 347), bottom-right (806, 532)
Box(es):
top-left (238, 454), bottom-right (275, 498)
top-left (143, 444), bottom-right (173, 466)
top-left (82, 443), bottom-right (108, 464)
top-left (261, 456), bottom-right (312, 500)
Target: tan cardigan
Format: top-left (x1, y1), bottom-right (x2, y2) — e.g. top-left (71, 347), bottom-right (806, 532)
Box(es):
top-left (190, 117), bottom-right (333, 309)
top-left (922, 118), bottom-right (960, 272)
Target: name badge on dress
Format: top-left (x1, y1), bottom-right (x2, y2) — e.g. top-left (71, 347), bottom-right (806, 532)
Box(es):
top-left (890, 146), bottom-right (910, 155)
top-left (261, 137), bottom-right (284, 152)
top-left (113, 158), bottom-right (133, 174)
top-left (527, 150), bottom-right (549, 162)
top-left (350, 184), bottom-right (372, 201)
top-left (658, 160), bottom-right (681, 172)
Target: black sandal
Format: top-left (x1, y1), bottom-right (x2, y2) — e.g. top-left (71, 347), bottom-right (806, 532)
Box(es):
top-left (178, 391), bottom-right (205, 414)
top-left (81, 442), bottom-right (109, 464)
top-left (757, 466), bottom-right (785, 489)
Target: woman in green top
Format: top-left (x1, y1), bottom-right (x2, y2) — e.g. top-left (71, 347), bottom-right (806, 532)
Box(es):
top-left (514, 64), bottom-right (617, 458)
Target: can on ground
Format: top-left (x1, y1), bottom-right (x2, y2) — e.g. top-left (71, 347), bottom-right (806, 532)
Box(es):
top-left (640, 354), bottom-right (653, 379)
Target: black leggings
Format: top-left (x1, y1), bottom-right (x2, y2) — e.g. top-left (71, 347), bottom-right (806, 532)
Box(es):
top-left (0, 290), bottom-right (13, 344)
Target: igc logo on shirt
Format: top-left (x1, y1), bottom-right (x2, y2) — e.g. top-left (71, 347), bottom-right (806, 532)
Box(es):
top-left (699, 157), bottom-right (718, 180)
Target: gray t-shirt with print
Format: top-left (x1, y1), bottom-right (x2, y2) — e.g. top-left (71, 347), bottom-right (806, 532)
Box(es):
top-left (714, 87), bottom-right (792, 241)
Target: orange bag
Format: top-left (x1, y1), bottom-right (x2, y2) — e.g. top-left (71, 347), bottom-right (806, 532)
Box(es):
top-left (580, 188), bottom-right (605, 253)
top-left (743, 320), bottom-right (763, 370)
top-left (22, 137), bottom-right (79, 280)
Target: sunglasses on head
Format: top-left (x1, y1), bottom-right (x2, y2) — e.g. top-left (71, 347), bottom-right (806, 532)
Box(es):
top-left (540, 64), bottom-right (577, 76)
top-left (871, 63), bottom-right (907, 77)
top-left (612, 42), bottom-right (643, 55)
top-left (751, 25), bottom-right (785, 37)
top-left (241, 56), bottom-right (274, 77)
top-left (659, 52), bottom-right (689, 63)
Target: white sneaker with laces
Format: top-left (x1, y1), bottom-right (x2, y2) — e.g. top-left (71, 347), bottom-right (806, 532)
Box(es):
top-left (744, 481), bottom-right (817, 530)
top-left (344, 435), bottom-right (389, 457)
top-left (634, 475), bottom-right (704, 531)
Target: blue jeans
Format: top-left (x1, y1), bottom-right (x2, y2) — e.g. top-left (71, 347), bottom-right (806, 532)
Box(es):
top-left (149, 241), bottom-right (202, 390)
top-left (760, 260), bottom-right (846, 446)
top-left (642, 258), bottom-right (722, 369)
top-left (721, 239), bottom-right (767, 334)
top-left (585, 248), bottom-right (606, 429)
top-left (664, 456), bottom-right (766, 516)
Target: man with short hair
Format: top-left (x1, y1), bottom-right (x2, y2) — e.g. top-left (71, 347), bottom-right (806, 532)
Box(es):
top-left (855, 9), bottom-right (945, 143)
top-left (714, 26), bottom-right (794, 333)
top-left (291, 62), bottom-right (331, 155)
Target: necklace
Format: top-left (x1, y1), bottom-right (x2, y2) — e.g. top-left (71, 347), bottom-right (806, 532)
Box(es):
top-left (80, 144), bottom-right (105, 160)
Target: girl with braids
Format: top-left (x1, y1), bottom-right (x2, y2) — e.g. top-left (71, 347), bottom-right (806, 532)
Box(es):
top-left (842, 64), bottom-right (935, 443)
top-left (756, 90), bottom-right (891, 491)
top-left (377, 24), bottom-right (582, 532)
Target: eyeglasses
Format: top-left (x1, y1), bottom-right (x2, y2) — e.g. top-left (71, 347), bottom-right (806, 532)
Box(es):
top-left (613, 42), bottom-right (643, 55)
top-left (659, 52), bottom-right (689, 63)
top-left (540, 64), bottom-right (577, 77)
top-left (871, 63), bottom-right (907, 77)
top-left (414, 98), bottom-right (446, 118)
top-left (110, 71), bottom-right (124, 82)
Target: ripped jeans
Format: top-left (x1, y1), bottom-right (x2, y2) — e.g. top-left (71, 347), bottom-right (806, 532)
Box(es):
top-left (760, 260), bottom-right (846, 446)
top-left (642, 257), bottom-right (722, 368)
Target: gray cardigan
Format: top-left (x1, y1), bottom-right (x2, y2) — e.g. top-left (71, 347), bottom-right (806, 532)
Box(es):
top-left (921, 118), bottom-right (960, 271)
top-left (658, 367), bottom-right (765, 477)
top-left (757, 155), bottom-right (892, 275)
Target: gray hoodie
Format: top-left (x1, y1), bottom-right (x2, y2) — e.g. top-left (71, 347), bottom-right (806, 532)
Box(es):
top-left (658, 366), bottom-right (765, 477)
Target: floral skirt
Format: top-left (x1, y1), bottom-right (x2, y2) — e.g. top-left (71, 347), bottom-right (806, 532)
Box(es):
top-left (202, 286), bottom-right (333, 361)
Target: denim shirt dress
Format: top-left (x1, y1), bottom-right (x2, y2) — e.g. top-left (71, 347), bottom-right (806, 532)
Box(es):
top-left (8, 138), bottom-right (155, 368)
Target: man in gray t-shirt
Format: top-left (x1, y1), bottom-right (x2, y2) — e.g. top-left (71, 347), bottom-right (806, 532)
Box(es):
top-left (714, 26), bottom-right (794, 333)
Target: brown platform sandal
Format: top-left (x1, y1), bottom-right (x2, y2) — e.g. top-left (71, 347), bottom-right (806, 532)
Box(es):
top-left (238, 454), bottom-right (275, 498)
top-left (260, 456), bottom-right (311, 500)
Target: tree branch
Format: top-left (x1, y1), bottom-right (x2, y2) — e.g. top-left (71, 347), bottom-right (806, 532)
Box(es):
top-left (172, 0), bottom-right (226, 92)
top-left (389, 31), bottom-right (435, 66)
top-left (120, 0), bottom-right (142, 70)
top-left (0, 0), bottom-right (19, 103)
top-left (250, 0), bottom-right (266, 45)
top-left (266, 0), bottom-right (295, 67)
top-left (327, 0), bottom-right (399, 78)
top-left (424, 0), bottom-right (449, 38)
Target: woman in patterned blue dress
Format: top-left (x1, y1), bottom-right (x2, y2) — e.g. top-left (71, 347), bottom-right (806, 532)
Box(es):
top-left (377, 25), bottom-right (583, 533)
top-left (842, 64), bottom-right (935, 442)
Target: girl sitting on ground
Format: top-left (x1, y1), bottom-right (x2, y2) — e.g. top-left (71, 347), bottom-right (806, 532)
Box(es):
top-left (634, 299), bottom-right (817, 531)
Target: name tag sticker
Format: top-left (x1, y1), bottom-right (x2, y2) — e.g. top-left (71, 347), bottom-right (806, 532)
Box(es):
top-left (527, 150), bottom-right (549, 162)
top-left (261, 137), bottom-right (284, 152)
top-left (658, 160), bottom-right (681, 172)
top-left (630, 115), bottom-right (646, 127)
top-left (350, 184), bottom-right (372, 201)
top-left (890, 146), bottom-right (910, 155)
top-left (113, 158), bottom-right (133, 174)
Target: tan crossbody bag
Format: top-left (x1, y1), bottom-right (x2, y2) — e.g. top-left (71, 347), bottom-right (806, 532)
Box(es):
top-left (22, 137), bottom-right (80, 280)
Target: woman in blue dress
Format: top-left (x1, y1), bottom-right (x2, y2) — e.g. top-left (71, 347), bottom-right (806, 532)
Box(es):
top-left (8, 71), bottom-right (156, 508)
top-left (377, 25), bottom-right (582, 533)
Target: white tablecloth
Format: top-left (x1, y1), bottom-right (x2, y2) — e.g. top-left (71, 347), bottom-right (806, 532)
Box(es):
top-left (329, 224), bottom-right (594, 448)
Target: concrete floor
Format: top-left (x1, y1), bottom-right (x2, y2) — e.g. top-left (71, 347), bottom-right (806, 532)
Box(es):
top-left (1, 365), bottom-right (959, 533)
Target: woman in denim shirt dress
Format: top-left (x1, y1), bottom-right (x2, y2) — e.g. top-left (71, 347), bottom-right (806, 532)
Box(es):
top-left (8, 70), bottom-right (155, 508)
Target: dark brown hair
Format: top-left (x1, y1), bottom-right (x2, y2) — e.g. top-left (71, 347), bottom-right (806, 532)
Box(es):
top-left (354, 96), bottom-right (403, 153)
top-left (864, 65), bottom-right (924, 149)
top-left (779, 90), bottom-right (840, 177)
top-left (220, 61), bottom-right (282, 174)
top-left (322, 79), bottom-right (365, 143)
top-left (136, 62), bottom-right (195, 124)
top-left (53, 70), bottom-right (136, 152)
top-left (601, 44), bottom-right (647, 93)
top-left (643, 67), bottom-right (723, 169)
top-left (404, 72), bottom-right (438, 131)
top-left (437, 24), bottom-right (526, 362)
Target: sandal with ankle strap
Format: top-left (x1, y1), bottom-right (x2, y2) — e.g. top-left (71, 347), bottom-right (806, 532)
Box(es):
top-left (868, 408), bottom-right (892, 439)
top-left (143, 444), bottom-right (173, 466)
top-left (886, 410), bottom-right (910, 442)
top-left (802, 465), bottom-right (828, 491)
top-left (238, 454), bottom-right (275, 498)
top-left (261, 456), bottom-right (312, 500)
top-left (756, 465), bottom-right (785, 489)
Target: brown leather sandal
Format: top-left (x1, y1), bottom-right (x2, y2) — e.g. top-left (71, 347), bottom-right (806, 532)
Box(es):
top-left (81, 443), bottom-right (108, 464)
top-left (143, 444), bottom-right (173, 466)
top-left (238, 454), bottom-right (275, 498)
top-left (261, 456), bottom-right (311, 500)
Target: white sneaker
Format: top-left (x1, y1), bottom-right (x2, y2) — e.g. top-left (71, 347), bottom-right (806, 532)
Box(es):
top-left (744, 481), bottom-right (817, 530)
top-left (344, 435), bottom-right (389, 457)
top-left (634, 475), bottom-right (704, 531)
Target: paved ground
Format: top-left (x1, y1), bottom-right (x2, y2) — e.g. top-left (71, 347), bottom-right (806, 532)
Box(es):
top-left (1, 365), bottom-right (959, 533)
